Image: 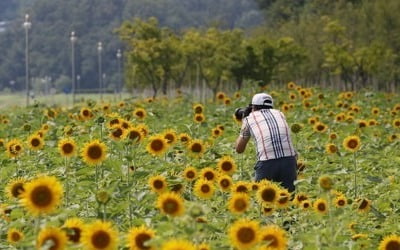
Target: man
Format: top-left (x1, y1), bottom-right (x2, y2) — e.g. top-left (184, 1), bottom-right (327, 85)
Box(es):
top-left (235, 93), bottom-right (297, 192)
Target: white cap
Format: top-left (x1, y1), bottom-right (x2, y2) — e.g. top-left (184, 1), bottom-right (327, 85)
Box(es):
top-left (251, 93), bottom-right (273, 108)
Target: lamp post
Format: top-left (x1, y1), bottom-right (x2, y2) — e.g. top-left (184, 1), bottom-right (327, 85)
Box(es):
top-left (70, 31), bottom-right (77, 104)
top-left (116, 49), bottom-right (122, 100)
top-left (23, 14), bottom-right (32, 107)
top-left (76, 74), bottom-right (80, 96)
top-left (97, 42), bottom-right (103, 101)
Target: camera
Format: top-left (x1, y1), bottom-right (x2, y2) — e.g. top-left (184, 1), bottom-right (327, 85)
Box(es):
top-left (234, 106), bottom-right (252, 120)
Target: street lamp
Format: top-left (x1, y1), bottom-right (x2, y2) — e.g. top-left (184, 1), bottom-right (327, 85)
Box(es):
top-left (23, 14), bottom-right (32, 107)
top-left (116, 49), bottom-right (122, 99)
top-left (70, 31), bottom-right (77, 104)
top-left (97, 42), bottom-right (103, 101)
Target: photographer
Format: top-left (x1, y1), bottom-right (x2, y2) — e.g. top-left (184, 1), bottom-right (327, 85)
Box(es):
top-left (235, 93), bottom-right (297, 192)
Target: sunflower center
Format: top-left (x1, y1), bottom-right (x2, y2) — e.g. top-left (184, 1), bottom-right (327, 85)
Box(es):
top-left (31, 138), bottom-right (41, 147)
top-left (191, 143), bottom-right (202, 153)
top-left (317, 203), bottom-right (326, 211)
top-left (201, 184), bottom-right (210, 193)
top-left (62, 143), bottom-right (74, 154)
top-left (348, 139), bottom-right (358, 149)
top-left (14, 145), bottom-right (22, 151)
top-left (338, 200), bottom-right (345, 206)
top-left (68, 227), bottom-right (81, 243)
top-left (44, 236), bottom-right (59, 250)
top-left (135, 233), bottom-right (151, 249)
top-left (88, 145), bottom-right (102, 159)
top-left (110, 119), bottom-right (119, 126)
top-left (112, 129), bottom-right (123, 138)
top-left (153, 180), bottom-right (164, 190)
top-left (386, 240), bottom-right (400, 250)
top-left (195, 116), bottom-right (203, 122)
top-left (204, 172), bottom-right (214, 180)
top-left (11, 232), bottom-right (21, 241)
top-left (12, 183), bottom-right (25, 198)
top-left (91, 230), bottom-right (111, 248)
top-left (163, 198), bottom-right (178, 214)
top-left (329, 145), bottom-right (337, 153)
top-left (171, 184), bottom-right (183, 193)
top-left (31, 186), bottom-right (53, 207)
top-left (221, 162), bottom-right (233, 171)
top-left (150, 140), bottom-right (164, 151)
top-left (278, 195), bottom-right (289, 204)
top-left (194, 107), bottom-right (202, 113)
top-left (358, 199), bottom-right (368, 210)
top-left (82, 110), bottom-right (90, 117)
top-left (234, 199), bottom-right (247, 211)
top-left (237, 227), bottom-right (255, 243)
top-left (261, 188), bottom-right (276, 202)
top-left (303, 202), bottom-right (310, 208)
top-left (317, 125), bottom-right (324, 131)
top-left (165, 134), bottom-right (174, 143)
top-left (263, 235), bottom-right (278, 247)
top-left (136, 111), bottom-right (144, 117)
top-left (236, 185), bottom-right (248, 193)
top-left (186, 171), bottom-right (195, 179)
top-left (129, 131), bottom-right (141, 141)
top-left (220, 179), bottom-right (230, 188)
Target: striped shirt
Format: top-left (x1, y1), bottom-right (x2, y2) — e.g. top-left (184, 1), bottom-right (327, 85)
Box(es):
top-left (240, 109), bottom-right (296, 161)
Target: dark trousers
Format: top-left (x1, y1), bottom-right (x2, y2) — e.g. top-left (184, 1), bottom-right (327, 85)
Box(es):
top-left (254, 156), bottom-right (297, 192)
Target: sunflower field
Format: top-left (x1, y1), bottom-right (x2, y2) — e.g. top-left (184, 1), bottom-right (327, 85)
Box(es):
top-left (0, 82), bottom-right (399, 250)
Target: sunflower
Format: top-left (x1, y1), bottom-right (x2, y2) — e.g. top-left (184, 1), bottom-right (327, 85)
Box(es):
top-left (318, 175), bottom-right (334, 191)
top-left (6, 139), bottom-right (24, 158)
top-left (211, 127), bottom-right (223, 138)
top-left (58, 138), bottom-right (77, 157)
top-left (262, 206), bottom-right (275, 216)
top-left (313, 122), bottom-right (327, 133)
top-left (187, 139), bottom-right (205, 158)
top-left (217, 175), bottom-right (233, 192)
top-left (293, 193), bottom-right (308, 206)
top-left (335, 196), bottom-right (347, 208)
top-left (20, 175), bottom-right (63, 216)
top-left (120, 119), bottom-right (132, 130)
top-left (193, 179), bottom-right (215, 199)
top-left (146, 135), bottom-right (169, 156)
top-left (37, 227), bottom-right (68, 250)
top-left (228, 192), bottom-right (250, 214)
top-left (102, 103), bottom-right (111, 113)
top-left (276, 189), bottom-right (291, 209)
top-left (161, 239), bottom-right (196, 250)
top-left (300, 200), bottom-right (312, 210)
top-left (200, 167), bottom-right (217, 182)
top-left (107, 117), bottom-right (121, 129)
top-left (257, 181), bottom-right (280, 205)
top-left (393, 118), bottom-right (400, 128)
top-left (109, 125), bottom-right (126, 141)
top-left (5, 177), bottom-right (26, 199)
top-left (216, 91), bottom-right (226, 101)
top-left (313, 198), bottom-right (328, 214)
top-left (378, 235), bottom-right (400, 250)
top-left (357, 120), bottom-right (368, 128)
top-left (193, 103), bottom-right (204, 114)
top-left (126, 225), bottom-right (155, 250)
top-left (228, 218), bottom-right (260, 250)
top-left (178, 133), bottom-right (191, 144)
top-left (287, 81), bottom-right (296, 89)
top-left (163, 129), bottom-right (177, 145)
top-left (80, 107), bottom-right (93, 121)
top-left (133, 107), bottom-right (147, 120)
top-left (27, 134), bottom-right (44, 150)
top-left (356, 198), bottom-right (371, 213)
top-left (329, 132), bottom-right (338, 140)
top-left (63, 217), bottom-right (85, 244)
top-left (81, 140), bottom-right (107, 165)
top-left (157, 192), bottom-right (185, 217)
top-left (148, 175), bottom-right (168, 194)
top-left (193, 113), bottom-right (205, 123)
top-left (217, 156), bottom-right (237, 175)
top-left (343, 135), bottom-right (361, 153)
top-left (232, 181), bottom-right (250, 193)
top-left (260, 224), bottom-right (287, 250)
top-left (81, 220), bottom-right (119, 250)
top-left (325, 143), bottom-right (338, 155)
top-left (126, 127), bottom-right (144, 143)
top-left (368, 119), bottom-right (378, 126)
top-left (308, 117), bottom-right (319, 125)
top-left (7, 228), bottom-right (24, 244)
top-left (182, 166), bottom-right (197, 181)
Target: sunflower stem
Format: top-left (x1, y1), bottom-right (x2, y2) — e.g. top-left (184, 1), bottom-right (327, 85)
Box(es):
top-left (95, 164), bottom-right (99, 191)
top-left (353, 152), bottom-right (357, 199)
top-left (65, 157), bottom-right (69, 207)
top-left (102, 203), bottom-right (106, 221)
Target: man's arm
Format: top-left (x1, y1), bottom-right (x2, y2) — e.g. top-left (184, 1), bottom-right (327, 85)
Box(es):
top-left (235, 135), bottom-right (250, 153)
